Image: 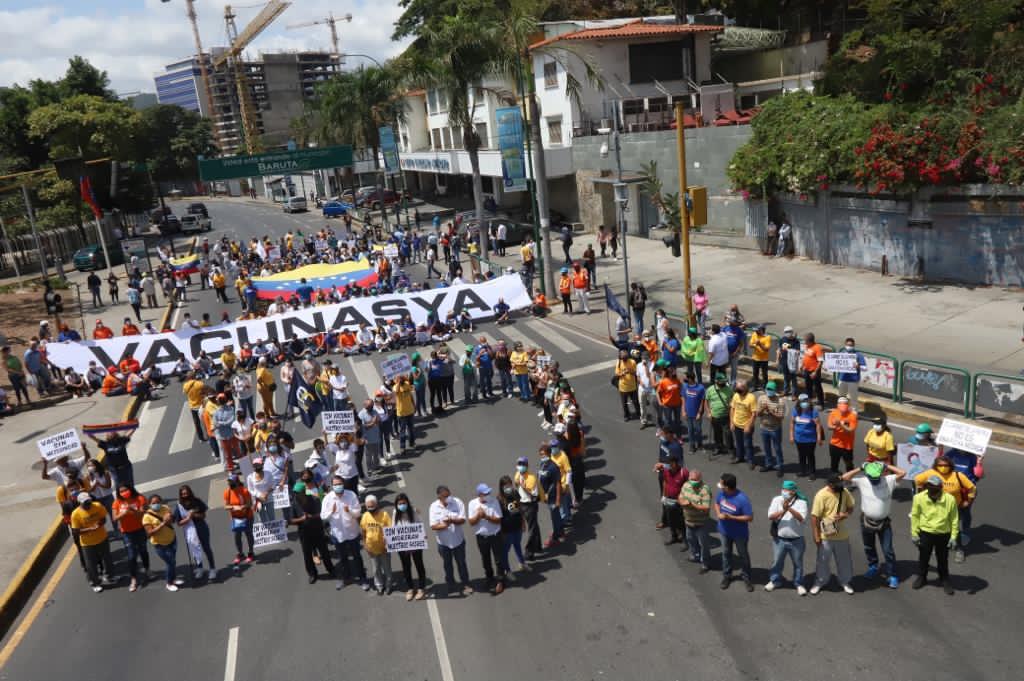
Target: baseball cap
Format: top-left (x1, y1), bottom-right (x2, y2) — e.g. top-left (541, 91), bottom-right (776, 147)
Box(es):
top-left (516, 456), bottom-right (529, 465)
top-left (926, 475), bottom-right (943, 487)
top-left (781, 480), bottom-right (798, 491)
top-left (783, 325), bottom-right (794, 333)
top-left (475, 483), bottom-right (492, 495)
top-left (863, 461), bottom-right (885, 480)
top-left (76, 492), bottom-right (91, 504)
top-left (765, 381), bottom-right (777, 391)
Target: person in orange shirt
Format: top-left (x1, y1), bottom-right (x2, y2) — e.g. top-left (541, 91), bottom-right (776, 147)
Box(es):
top-left (119, 356), bottom-right (141, 375)
top-left (122, 317), bottom-right (140, 336)
top-left (656, 367), bottom-right (683, 431)
top-left (571, 263), bottom-right (591, 314)
top-left (827, 396), bottom-right (858, 474)
top-left (641, 330), bottom-right (658, 359)
top-left (112, 483), bottom-right (150, 592)
top-left (223, 473), bottom-right (256, 564)
top-left (531, 289), bottom-right (548, 317)
top-left (93, 320), bottom-right (114, 340)
top-left (340, 329), bottom-right (358, 356)
top-left (801, 332), bottom-right (825, 409)
top-left (558, 267), bottom-right (573, 314)
top-left (101, 366), bottom-right (125, 396)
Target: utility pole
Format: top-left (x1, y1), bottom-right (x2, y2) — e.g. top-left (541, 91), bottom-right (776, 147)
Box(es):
top-left (0, 215), bottom-right (21, 278)
top-left (611, 105), bottom-right (631, 299)
top-left (528, 88), bottom-right (556, 298)
top-left (21, 185), bottom-right (48, 279)
top-left (674, 102), bottom-right (693, 321)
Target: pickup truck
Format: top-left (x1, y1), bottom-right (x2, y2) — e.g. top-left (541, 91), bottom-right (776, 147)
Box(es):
top-left (180, 214), bottom-right (212, 233)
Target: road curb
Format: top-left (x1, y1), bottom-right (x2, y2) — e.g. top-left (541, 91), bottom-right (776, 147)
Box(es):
top-left (549, 312), bottom-right (1024, 449)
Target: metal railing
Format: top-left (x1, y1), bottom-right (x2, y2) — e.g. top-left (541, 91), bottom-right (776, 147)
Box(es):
top-left (970, 372), bottom-right (1024, 420)
top-left (899, 359), bottom-right (972, 417)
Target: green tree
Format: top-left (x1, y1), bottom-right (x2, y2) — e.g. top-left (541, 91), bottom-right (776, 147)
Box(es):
top-left (139, 104), bottom-right (216, 183)
top-left (27, 94), bottom-right (142, 161)
top-left (60, 56), bottom-right (116, 100)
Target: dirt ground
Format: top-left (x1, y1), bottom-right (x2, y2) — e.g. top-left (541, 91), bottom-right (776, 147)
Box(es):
top-left (0, 283), bottom-right (81, 400)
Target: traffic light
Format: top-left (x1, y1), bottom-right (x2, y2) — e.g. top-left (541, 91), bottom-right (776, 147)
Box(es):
top-left (662, 231), bottom-right (681, 258)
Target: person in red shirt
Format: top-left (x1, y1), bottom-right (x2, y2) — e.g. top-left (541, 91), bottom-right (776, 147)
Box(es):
top-left (112, 483), bottom-right (150, 592)
top-left (571, 263), bottom-right (591, 314)
top-left (801, 332), bottom-right (825, 409)
top-left (93, 320), bottom-right (114, 340)
top-left (656, 367), bottom-right (683, 431)
top-left (119, 357), bottom-right (141, 375)
top-left (223, 474), bottom-right (256, 564)
top-left (122, 318), bottom-right (140, 336)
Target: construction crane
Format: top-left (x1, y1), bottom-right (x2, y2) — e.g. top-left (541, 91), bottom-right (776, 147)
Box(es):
top-left (215, 1), bottom-right (291, 154)
top-left (161, 0), bottom-right (221, 150)
top-left (286, 12), bottom-right (352, 59)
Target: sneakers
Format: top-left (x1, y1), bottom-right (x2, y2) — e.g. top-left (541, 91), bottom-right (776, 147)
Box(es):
top-left (336, 581), bottom-right (344, 591)
top-left (954, 549), bottom-right (966, 563)
top-left (809, 584), bottom-right (821, 595)
top-left (245, 554), bottom-right (256, 564)
top-left (165, 583), bottom-right (179, 592)
top-left (796, 585), bottom-right (808, 596)
top-left (912, 576), bottom-right (926, 590)
top-left (719, 577), bottom-right (730, 590)
top-left (406, 589), bottom-right (415, 601)
top-left (887, 575), bottom-right (899, 589)
top-left (842, 584), bottom-right (854, 595)
top-left (193, 567), bottom-right (205, 580)
top-left (764, 581), bottom-right (776, 592)
top-left (864, 565), bottom-right (879, 580)
top-left (743, 579), bottom-right (754, 592)
top-left (462, 584), bottom-right (474, 596)
top-left (92, 585), bottom-right (104, 593)
top-left (232, 555), bottom-right (243, 566)
top-left (361, 581), bottom-right (372, 592)
top-left (414, 589), bottom-right (426, 600)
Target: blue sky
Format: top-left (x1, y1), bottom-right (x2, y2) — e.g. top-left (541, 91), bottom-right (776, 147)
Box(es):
top-left (0, 0), bottom-right (407, 93)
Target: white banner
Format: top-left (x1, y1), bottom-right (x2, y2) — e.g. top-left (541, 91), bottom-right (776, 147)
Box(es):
top-left (380, 353), bottom-right (412, 380)
top-left (47, 275), bottom-right (531, 374)
top-left (272, 487), bottom-right (291, 510)
top-left (824, 353), bottom-right (859, 373)
top-left (936, 418), bottom-right (992, 456)
top-left (383, 522), bottom-right (428, 553)
top-left (253, 519), bottom-right (288, 548)
top-left (322, 410), bottom-right (356, 434)
top-left (37, 428), bottom-right (82, 461)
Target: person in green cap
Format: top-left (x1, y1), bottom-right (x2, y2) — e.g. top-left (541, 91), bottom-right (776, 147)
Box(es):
top-left (681, 327), bottom-right (706, 385)
top-left (841, 460), bottom-right (906, 588)
top-left (288, 470), bottom-right (335, 584)
top-left (704, 373), bottom-right (735, 457)
top-left (460, 344), bottom-right (479, 403)
top-left (756, 381), bottom-right (787, 475)
top-left (765, 479), bottom-right (809, 594)
top-left (410, 352), bottom-right (427, 416)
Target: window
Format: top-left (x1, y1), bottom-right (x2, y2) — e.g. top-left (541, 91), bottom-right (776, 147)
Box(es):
top-left (547, 116), bottom-right (563, 145)
top-left (431, 128), bottom-right (442, 150)
top-left (622, 99), bottom-right (645, 115)
top-left (544, 61), bottom-right (558, 89)
top-left (628, 40), bottom-right (688, 84)
top-left (647, 96), bottom-right (669, 113)
top-left (427, 89), bottom-right (438, 114)
top-left (401, 133), bottom-right (410, 151)
top-left (442, 127), bottom-right (452, 150)
top-left (475, 122), bottom-right (488, 148)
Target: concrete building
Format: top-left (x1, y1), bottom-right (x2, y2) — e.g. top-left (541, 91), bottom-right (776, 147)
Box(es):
top-left (154, 57), bottom-right (208, 115)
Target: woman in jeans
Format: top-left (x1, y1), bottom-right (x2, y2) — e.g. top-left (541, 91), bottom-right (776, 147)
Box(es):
top-left (224, 474), bottom-right (256, 565)
top-left (174, 485), bottom-right (217, 582)
top-left (497, 475), bottom-right (528, 572)
top-left (85, 459), bottom-right (117, 537)
top-left (392, 492), bottom-right (427, 601)
top-left (142, 494), bottom-right (184, 592)
top-left (789, 395), bottom-right (824, 481)
top-left (113, 484), bottom-right (150, 592)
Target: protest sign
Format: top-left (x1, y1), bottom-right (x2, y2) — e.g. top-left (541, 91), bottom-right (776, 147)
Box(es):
top-left (936, 418), bottom-right (992, 456)
top-left (322, 410), bottom-right (356, 434)
top-left (37, 429), bottom-right (82, 462)
top-left (897, 444), bottom-right (939, 481)
top-left (536, 354), bottom-right (552, 368)
top-left (787, 349), bottom-right (799, 373)
top-left (383, 244), bottom-right (399, 259)
top-left (824, 353), bottom-right (859, 373)
top-left (383, 523), bottom-right (428, 553)
top-left (272, 487), bottom-right (291, 510)
top-left (253, 519), bottom-right (288, 548)
top-left (380, 353), bottom-right (413, 380)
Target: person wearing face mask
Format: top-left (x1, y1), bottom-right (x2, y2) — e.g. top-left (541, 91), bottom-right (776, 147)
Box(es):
top-left (656, 367), bottom-right (683, 431)
top-left (944, 445), bottom-right (984, 561)
top-left (715, 473), bottom-right (754, 591)
top-left (791, 394), bottom-right (824, 481)
top-left (800, 332), bottom-right (826, 410)
top-left (913, 454), bottom-right (976, 563)
top-left (321, 475), bottom-right (369, 590)
top-left (71, 492), bottom-right (116, 593)
top-left (658, 458), bottom-right (689, 545)
top-left (173, 485), bottom-right (217, 583)
top-left (680, 327), bottom-right (705, 385)
top-left (679, 470), bottom-right (712, 572)
top-left (291, 473), bottom-right (336, 585)
top-left (756, 381), bottom-right (786, 475)
top-left (246, 457), bottom-right (277, 522)
top-left (636, 351), bottom-right (658, 427)
top-left (706, 324), bottom-right (729, 380)
top-left (514, 457), bottom-right (545, 560)
top-left (142, 494), bottom-right (184, 592)
top-left (729, 380), bottom-right (758, 469)
top-left (654, 426), bottom-right (684, 530)
top-left (704, 373), bottom-right (734, 458)
top-left (358, 398), bottom-right (383, 476)
top-left (835, 337), bottom-right (867, 406)
top-left (908, 422), bottom-right (937, 447)
top-left (842, 461), bottom-right (906, 588)
top-left (911, 475), bottom-right (959, 594)
top-left (749, 324), bottom-right (772, 391)
top-left (536, 450), bottom-right (562, 549)
top-left (468, 483), bottom-right (506, 594)
top-left (777, 326), bottom-right (800, 398)
top-left (614, 349), bottom-right (640, 422)
top-left (810, 476), bottom-right (856, 595)
top-left (112, 484), bottom-right (149, 592)
top-left (864, 416), bottom-right (896, 464)
top-left (391, 492), bottom-right (428, 600)
top-left (765, 480), bottom-right (809, 594)
top-left (83, 459), bottom-right (117, 538)
top-left (224, 473), bottom-right (256, 565)
top-left (681, 371), bottom-right (706, 453)
top-left (429, 485), bottom-right (473, 596)
top-left (827, 397), bottom-right (859, 474)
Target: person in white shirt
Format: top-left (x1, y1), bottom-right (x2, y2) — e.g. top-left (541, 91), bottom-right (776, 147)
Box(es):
top-left (246, 457), bottom-right (277, 522)
top-left (496, 222), bottom-right (508, 256)
top-left (635, 353), bottom-right (657, 426)
top-left (467, 483), bottom-right (506, 594)
top-left (319, 474), bottom-right (370, 590)
top-left (333, 433), bottom-right (363, 491)
top-left (357, 324), bottom-right (375, 354)
top-left (707, 324), bottom-right (730, 378)
top-left (328, 367), bottom-right (349, 408)
top-left (231, 410), bottom-right (255, 477)
top-left (841, 461), bottom-right (906, 589)
top-left (765, 480), bottom-right (810, 594)
top-left (265, 298), bottom-right (285, 317)
top-left (428, 485), bottom-right (473, 596)
top-left (232, 372), bottom-right (255, 420)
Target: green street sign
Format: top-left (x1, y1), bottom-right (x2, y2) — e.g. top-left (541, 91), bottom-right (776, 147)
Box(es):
top-left (198, 145), bottom-right (354, 181)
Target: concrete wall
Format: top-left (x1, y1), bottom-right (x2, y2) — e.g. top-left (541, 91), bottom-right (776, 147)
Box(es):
top-left (572, 125), bottom-right (753, 234)
top-left (770, 186), bottom-right (1024, 286)
top-left (714, 40), bottom-right (829, 83)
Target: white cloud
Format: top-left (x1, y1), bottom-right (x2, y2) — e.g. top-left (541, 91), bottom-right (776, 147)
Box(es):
top-left (0, 1), bottom-right (409, 94)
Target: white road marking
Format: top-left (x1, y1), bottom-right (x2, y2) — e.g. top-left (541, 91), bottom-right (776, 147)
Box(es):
top-left (349, 357), bottom-right (382, 401)
top-left (563, 358), bottom-right (618, 379)
top-left (207, 478), bottom-right (223, 509)
top-left (136, 463), bottom-right (225, 495)
top-left (395, 469), bottom-right (407, 488)
top-left (534, 317), bottom-right (609, 348)
top-left (495, 323), bottom-right (536, 350)
top-left (169, 304), bottom-right (182, 331)
top-left (131, 402), bottom-right (166, 462)
top-left (523, 320), bottom-right (580, 353)
top-left (224, 626), bottom-right (239, 681)
top-left (426, 599), bottom-right (456, 681)
top-left (169, 406), bottom-right (197, 454)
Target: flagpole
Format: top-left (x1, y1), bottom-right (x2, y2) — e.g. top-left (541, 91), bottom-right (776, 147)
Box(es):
top-left (93, 215), bottom-right (113, 273)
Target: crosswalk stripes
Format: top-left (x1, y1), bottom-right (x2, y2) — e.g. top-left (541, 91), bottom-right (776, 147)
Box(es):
top-left (131, 402), bottom-right (167, 463)
top-left (493, 323), bottom-right (536, 350)
top-left (168, 405), bottom-right (197, 454)
top-left (522, 320), bottom-right (580, 353)
top-left (347, 355), bottom-right (383, 402)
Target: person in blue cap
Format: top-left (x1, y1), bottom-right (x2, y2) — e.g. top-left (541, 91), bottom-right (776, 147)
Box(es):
top-left (468, 483), bottom-right (505, 594)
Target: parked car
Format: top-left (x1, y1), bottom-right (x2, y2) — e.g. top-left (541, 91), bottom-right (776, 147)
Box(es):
top-left (357, 189), bottom-right (399, 210)
top-left (455, 209), bottom-right (507, 227)
top-left (282, 196), bottom-right (308, 213)
top-left (156, 214), bottom-right (182, 235)
top-left (186, 202), bottom-right (209, 218)
top-left (322, 201), bottom-right (348, 218)
top-left (73, 244), bottom-right (125, 272)
top-left (180, 214), bottom-right (212, 233)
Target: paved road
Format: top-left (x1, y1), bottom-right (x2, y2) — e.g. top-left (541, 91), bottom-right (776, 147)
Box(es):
top-left (3, 200), bottom-right (1023, 681)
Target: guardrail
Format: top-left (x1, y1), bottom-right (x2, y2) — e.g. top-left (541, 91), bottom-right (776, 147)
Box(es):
top-left (971, 372), bottom-right (1024, 420)
top-left (899, 359), bottom-right (972, 417)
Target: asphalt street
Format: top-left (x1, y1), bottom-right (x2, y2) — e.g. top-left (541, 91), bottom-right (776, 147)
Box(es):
top-left (2, 199), bottom-right (1023, 681)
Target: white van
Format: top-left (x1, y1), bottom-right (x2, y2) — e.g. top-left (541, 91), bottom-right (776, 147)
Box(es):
top-left (282, 196), bottom-right (308, 213)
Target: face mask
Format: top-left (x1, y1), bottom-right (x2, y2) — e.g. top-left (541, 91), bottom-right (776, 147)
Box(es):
top-left (716, 381), bottom-right (725, 387)
top-left (766, 390), bottom-right (776, 397)
top-left (149, 503), bottom-right (161, 511)
top-left (936, 465), bottom-right (951, 474)
top-left (737, 388), bottom-right (747, 395)
top-left (845, 345), bottom-right (854, 351)
top-left (781, 490), bottom-right (794, 500)
top-left (81, 500), bottom-right (92, 509)
top-left (516, 465), bottom-right (527, 474)
top-left (396, 502), bottom-right (409, 513)
top-left (690, 480), bottom-right (702, 488)
top-left (332, 485), bottom-right (345, 494)
top-left (268, 445), bottom-right (279, 453)
top-left (120, 490), bottom-right (133, 500)
top-left (873, 424), bottom-right (883, 432)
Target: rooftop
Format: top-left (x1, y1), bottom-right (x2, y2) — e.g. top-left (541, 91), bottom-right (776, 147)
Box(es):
top-left (530, 18), bottom-right (723, 50)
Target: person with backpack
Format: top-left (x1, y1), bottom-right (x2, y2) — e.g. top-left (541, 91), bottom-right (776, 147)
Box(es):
top-left (560, 224), bottom-right (573, 264)
top-left (629, 282), bottom-right (648, 335)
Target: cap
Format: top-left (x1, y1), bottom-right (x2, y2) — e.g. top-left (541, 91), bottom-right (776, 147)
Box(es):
top-left (827, 474), bottom-right (843, 486)
top-left (410, 352), bottom-right (421, 362)
top-left (252, 457), bottom-right (264, 466)
top-left (715, 372), bottom-right (727, 381)
top-left (783, 325), bottom-right (794, 333)
top-left (475, 483), bottom-right (492, 495)
top-left (516, 456), bottom-right (529, 465)
top-left (797, 393), bottom-right (809, 401)
top-left (364, 494), bottom-right (378, 507)
top-left (765, 380), bottom-right (777, 391)
top-left (642, 330), bottom-right (652, 337)
top-left (76, 492), bottom-right (91, 504)
top-left (926, 474), bottom-right (943, 487)
top-left (756, 323), bottom-right (766, 331)
top-left (863, 461), bottom-right (885, 479)
top-left (837, 396), bottom-right (849, 404)
top-left (107, 365), bottom-right (117, 374)
top-left (915, 423), bottom-right (933, 434)
top-left (560, 267), bottom-right (569, 274)
top-left (465, 345), bottom-right (474, 352)
top-left (781, 480), bottom-right (798, 491)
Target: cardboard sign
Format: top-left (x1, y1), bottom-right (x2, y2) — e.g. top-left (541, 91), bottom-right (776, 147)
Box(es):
top-left (824, 353), bottom-right (859, 373)
top-left (536, 354), bottom-right (552, 368)
top-left (37, 429), bottom-right (82, 462)
top-left (252, 519), bottom-right (288, 548)
top-left (897, 444), bottom-right (939, 481)
top-left (786, 349), bottom-right (799, 373)
top-left (272, 487), bottom-right (291, 510)
top-left (322, 410), bottom-right (356, 434)
top-left (383, 244), bottom-right (399, 259)
top-left (383, 522), bottom-right (428, 553)
top-left (936, 418), bottom-right (992, 456)
top-left (380, 353), bottom-right (412, 381)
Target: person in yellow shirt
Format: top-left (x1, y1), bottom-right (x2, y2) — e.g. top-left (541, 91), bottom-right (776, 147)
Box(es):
top-left (729, 380), bottom-right (758, 466)
top-left (394, 374), bottom-right (416, 453)
top-left (548, 442), bottom-right (572, 533)
top-left (142, 494), bottom-right (183, 592)
top-left (749, 324), bottom-right (772, 390)
top-left (256, 357), bottom-right (276, 417)
top-left (614, 349), bottom-right (640, 421)
top-left (71, 492), bottom-right (115, 592)
top-left (514, 456), bottom-right (544, 559)
top-left (183, 372), bottom-right (210, 443)
top-left (910, 475), bottom-right (959, 594)
top-left (864, 417), bottom-right (896, 463)
top-left (360, 495), bottom-right (393, 594)
top-left (509, 342), bottom-right (530, 401)
top-left (220, 345), bottom-right (238, 373)
top-left (212, 270), bottom-right (228, 303)
top-left (913, 455), bottom-right (976, 506)
top-left (810, 477), bottom-right (856, 594)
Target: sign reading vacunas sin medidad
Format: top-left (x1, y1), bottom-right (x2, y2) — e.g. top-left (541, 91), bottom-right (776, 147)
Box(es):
top-left (47, 275), bottom-right (531, 374)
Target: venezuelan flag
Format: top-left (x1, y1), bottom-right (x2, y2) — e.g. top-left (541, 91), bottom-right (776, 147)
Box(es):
top-left (82, 420), bottom-right (139, 438)
top-left (251, 259), bottom-right (378, 300)
top-left (170, 253), bottom-right (200, 275)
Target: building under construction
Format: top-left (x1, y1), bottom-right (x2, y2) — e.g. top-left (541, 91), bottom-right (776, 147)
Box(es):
top-left (154, 50), bottom-right (340, 156)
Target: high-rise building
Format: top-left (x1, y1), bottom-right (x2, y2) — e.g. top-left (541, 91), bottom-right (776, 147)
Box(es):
top-left (154, 57), bottom-right (208, 115)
